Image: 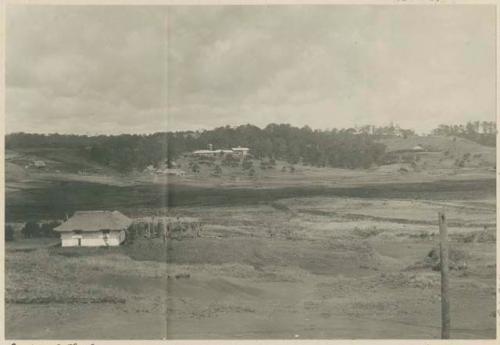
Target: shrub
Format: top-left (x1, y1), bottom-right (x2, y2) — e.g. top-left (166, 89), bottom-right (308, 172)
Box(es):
top-left (213, 165), bottom-right (222, 176)
top-left (22, 221), bottom-right (41, 238)
top-left (455, 159), bottom-right (465, 168)
top-left (40, 221), bottom-right (61, 238)
top-left (425, 247), bottom-right (468, 271)
top-left (5, 225), bottom-right (14, 241)
top-left (126, 227), bottom-right (136, 244)
top-left (191, 163), bottom-right (200, 173)
top-left (222, 154), bottom-right (240, 167)
top-left (242, 159), bottom-right (253, 170)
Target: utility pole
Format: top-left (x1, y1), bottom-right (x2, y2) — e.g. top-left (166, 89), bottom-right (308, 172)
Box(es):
top-left (438, 211), bottom-right (450, 339)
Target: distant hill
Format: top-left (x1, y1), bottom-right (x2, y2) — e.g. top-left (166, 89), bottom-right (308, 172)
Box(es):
top-left (379, 135), bottom-right (494, 160)
top-left (6, 125), bottom-right (388, 171)
top-left (377, 135), bottom-right (495, 169)
top-left (5, 147), bottom-right (115, 176)
top-left (6, 123), bottom-right (495, 174)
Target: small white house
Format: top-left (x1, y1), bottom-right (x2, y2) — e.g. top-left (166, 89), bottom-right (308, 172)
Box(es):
top-left (55, 210), bottom-right (132, 247)
top-left (33, 160), bottom-right (46, 168)
top-left (193, 149), bottom-right (216, 156)
top-left (144, 165), bottom-right (155, 174)
top-left (193, 146), bottom-right (250, 157)
top-left (231, 147), bottom-right (250, 156)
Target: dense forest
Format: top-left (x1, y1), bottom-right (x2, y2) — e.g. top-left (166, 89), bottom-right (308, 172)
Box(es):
top-left (6, 121), bottom-right (495, 172)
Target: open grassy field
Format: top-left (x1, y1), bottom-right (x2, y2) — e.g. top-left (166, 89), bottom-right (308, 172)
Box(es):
top-left (5, 137), bottom-right (496, 339)
top-left (5, 178), bottom-right (496, 339)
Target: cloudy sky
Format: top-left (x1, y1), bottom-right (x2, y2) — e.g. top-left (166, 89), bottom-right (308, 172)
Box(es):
top-left (6, 5), bottom-right (496, 135)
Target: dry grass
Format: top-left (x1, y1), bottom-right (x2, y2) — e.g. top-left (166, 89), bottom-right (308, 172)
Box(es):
top-left (5, 184), bottom-right (496, 339)
top-left (6, 248), bottom-right (168, 305)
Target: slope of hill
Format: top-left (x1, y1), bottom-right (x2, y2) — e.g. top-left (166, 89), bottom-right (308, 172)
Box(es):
top-left (378, 135), bottom-right (495, 166)
top-left (379, 135), bottom-right (494, 158)
top-left (6, 148), bottom-right (115, 174)
top-left (5, 134), bottom-right (495, 194)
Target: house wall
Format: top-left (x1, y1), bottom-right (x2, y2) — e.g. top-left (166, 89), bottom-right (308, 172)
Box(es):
top-left (60, 230), bottom-right (125, 247)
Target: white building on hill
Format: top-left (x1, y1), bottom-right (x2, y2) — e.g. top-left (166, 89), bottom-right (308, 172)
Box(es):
top-left (192, 146), bottom-right (250, 157)
top-left (55, 210), bottom-right (132, 247)
top-left (192, 149), bottom-right (215, 156)
top-left (33, 160), bottom-right (46, 168)
top-left (231, 146), bottom-right (249, 156)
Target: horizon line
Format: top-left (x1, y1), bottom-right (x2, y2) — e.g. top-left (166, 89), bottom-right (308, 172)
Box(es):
top-left (6, 120), bottom-right (494, 137)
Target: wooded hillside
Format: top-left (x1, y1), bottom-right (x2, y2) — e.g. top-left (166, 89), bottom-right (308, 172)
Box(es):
top-left (6, 121), bottom-right (495, 173)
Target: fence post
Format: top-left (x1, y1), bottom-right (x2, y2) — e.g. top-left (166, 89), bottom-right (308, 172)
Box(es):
top-left (438, 211), bottom-right (450, 339)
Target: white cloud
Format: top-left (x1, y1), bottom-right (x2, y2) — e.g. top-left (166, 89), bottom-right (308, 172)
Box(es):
top-left (6, 5), bottom-right (496, 134)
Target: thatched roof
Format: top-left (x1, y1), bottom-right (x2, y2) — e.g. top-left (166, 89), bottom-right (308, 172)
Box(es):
top-left (55, 210), bottom-right (132, 232)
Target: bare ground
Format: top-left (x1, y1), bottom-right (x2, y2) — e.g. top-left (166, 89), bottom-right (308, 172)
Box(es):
top-left (5, 194), bottom-right (496, 339)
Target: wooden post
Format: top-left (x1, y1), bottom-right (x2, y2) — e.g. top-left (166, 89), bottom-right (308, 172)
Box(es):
top-left (162, 220), bottom-right (166, 244)
top-left (438, 211), bottom-right (450, 339)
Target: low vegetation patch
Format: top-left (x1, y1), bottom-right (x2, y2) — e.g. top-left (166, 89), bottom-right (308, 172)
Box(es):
top-left (6, 249), bottom-right (128, 305)
top-left (406, 246), bottom-right (468, 271)
top-left (7, 296), bottom-right (125, 305)
top-left (453, 228), bottom-right (496, 243)
top-left (352, 226), bottom-right (385, 238)
top-left (49, 246), bottom-right (123, 257)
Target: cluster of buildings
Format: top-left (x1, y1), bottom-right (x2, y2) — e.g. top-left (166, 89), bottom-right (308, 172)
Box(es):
top-left (384, 145), bottom-right (427, 164)
top-left (23, 160), bottom-right (46, 169)
top-left (192, 145), bottom-right (249, 158)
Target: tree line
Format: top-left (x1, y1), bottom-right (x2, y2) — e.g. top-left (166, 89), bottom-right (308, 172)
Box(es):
top-left (5, 221), bottom-right (61, 241)
top-left (431, 121), bottom-right (496, 147)
top-left (6, 121), bottom-right (495, 172)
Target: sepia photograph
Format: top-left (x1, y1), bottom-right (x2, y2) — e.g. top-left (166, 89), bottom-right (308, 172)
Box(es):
top-left (4, 3), bottom-right (497, 340)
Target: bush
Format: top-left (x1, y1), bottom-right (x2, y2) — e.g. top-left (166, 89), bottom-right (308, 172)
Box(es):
top-left (213, 165), bottom-right (222, 176)
top-left (191, 163), bottom-right (200, 173)
top-left (455, 158), bottom-right (465, 168)
top-left (222, 154), bottom-right (240, 167)
top-left (126, 227), bottom-right (136, 244)
top-left (5, 225), bottom-right (14, 241)
top-left (426, 247), bottom-right (468, 271)
top-left (40, 221), bottom-right (61, 238)
top-left (242, 159), bottom-right (253, 170)
top-left (22, 221), bottom-right (41, 238)
top-left (248, 167), bottom-right (256, 177)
